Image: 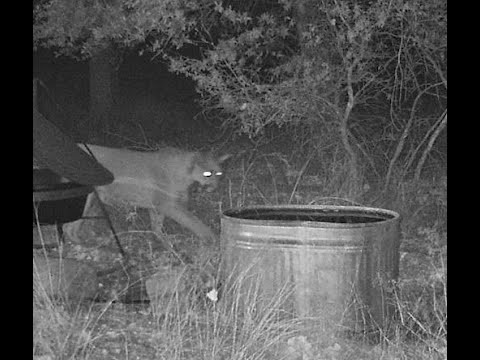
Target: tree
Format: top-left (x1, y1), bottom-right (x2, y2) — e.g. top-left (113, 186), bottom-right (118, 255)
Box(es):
top-left (33, 0), bottom-right (202, 134)
top-left (34, 0), bottom-right (447, 190)
top-left (164, 0), bottom-right (446, 189)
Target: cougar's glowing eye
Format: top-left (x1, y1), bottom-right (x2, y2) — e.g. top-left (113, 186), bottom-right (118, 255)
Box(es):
top-left (215, 171), bottom-right (223, 176)
top-left (203, 171), bottom-right (212, 177)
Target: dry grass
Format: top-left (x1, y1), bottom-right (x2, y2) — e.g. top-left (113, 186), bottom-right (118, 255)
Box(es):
top-left (33, 235), bottom-right (446, 359)
top-left (33, 147), bottom-right (447, 359)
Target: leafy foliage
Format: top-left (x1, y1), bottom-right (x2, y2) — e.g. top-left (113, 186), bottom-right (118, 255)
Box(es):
top-left (163, 0), bottom-right (446, 138)
top-left (33, 0), bottom-right (202, 58)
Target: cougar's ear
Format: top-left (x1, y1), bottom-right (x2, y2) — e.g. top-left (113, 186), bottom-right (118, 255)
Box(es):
top-left (218, 154), bottom-right (232, 163)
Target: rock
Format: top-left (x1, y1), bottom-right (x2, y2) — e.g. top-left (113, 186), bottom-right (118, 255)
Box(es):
top-left (33, 225), bottom-right (60, 247)
top-left (33, 254), bottom-right (99, 302)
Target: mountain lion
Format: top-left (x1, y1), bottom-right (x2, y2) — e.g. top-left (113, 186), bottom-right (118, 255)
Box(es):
top-left (64, 144), bottom-right (230, 243)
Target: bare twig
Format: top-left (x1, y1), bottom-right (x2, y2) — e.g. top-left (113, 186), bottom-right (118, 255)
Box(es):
top-left (288, 151), bottom-right (315, 204)
top-left (384, 82), bottom-right (444, 190)
top-left (414, 110), bottom-right (447, 180)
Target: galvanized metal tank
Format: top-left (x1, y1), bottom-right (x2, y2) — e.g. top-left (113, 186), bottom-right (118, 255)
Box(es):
top-left (221, 205), bottom-right (400, 334)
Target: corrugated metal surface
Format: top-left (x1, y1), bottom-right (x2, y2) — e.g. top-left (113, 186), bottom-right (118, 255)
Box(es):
top-left (221, 205), bottom-right (400, 334)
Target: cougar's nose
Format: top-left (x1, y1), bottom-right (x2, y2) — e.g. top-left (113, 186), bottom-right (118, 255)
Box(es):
top-left (205, 182), bottom-right (217, 192)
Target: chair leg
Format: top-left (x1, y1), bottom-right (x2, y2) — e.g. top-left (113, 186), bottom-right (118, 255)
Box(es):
top-left (56, 223), bottom-right (65, 244)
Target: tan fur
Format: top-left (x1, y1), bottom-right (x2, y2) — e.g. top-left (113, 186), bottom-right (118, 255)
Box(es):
top-left (64, 144), bottom-right (229, 243)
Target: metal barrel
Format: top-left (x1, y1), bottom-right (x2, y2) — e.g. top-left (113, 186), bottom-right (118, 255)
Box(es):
top-left (221, 205), bottom-right (400, 334)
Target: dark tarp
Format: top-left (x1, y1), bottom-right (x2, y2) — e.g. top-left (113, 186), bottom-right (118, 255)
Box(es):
top-left (33, 107), bottom-right (114, 186)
